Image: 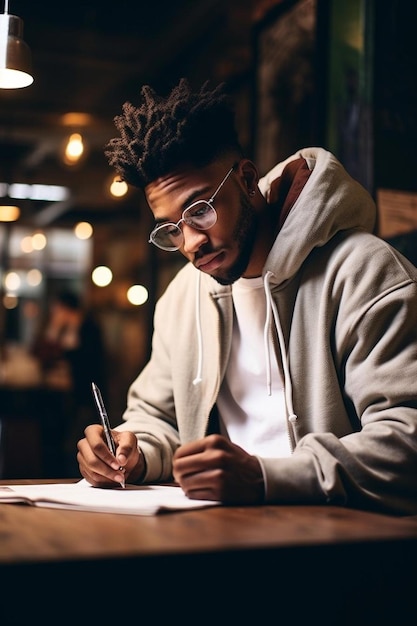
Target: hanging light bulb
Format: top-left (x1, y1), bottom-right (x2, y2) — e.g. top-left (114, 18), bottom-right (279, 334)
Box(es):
top-left (109, 175), bottom-right (128, 198)
top-left (0, 0), bottom-right (34, 89)
top-left (64, 132), bottom-right (84, 165)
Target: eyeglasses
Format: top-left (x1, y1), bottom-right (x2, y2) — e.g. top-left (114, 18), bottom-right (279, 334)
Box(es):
top-left (148, 163), bottom-right (237, 251)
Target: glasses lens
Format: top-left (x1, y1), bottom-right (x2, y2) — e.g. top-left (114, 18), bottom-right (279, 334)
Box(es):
top-left (151, 224), bottom-right (183, 251)
top-left (183, 201), bottom-right (217, 230)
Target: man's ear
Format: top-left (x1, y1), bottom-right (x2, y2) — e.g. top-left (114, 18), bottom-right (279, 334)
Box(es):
top-left (238, 159), bottom-right (259, 196)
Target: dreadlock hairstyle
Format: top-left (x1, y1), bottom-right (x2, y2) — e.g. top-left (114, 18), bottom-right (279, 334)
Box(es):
top-left (104, 78), bottom-right (243, 188)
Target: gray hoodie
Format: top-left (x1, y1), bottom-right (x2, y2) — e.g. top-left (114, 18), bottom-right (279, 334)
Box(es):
top-left (117, 147), bottom-right (417, 515)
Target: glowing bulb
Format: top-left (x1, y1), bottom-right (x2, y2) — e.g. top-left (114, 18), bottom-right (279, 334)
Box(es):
top-left (4, 271), bottom-right (21, 291)
top-left (92, 265), bottom-right (112, 287)
top-left (110, 176), bottom-right (128, 198)
top-left (20, 236), bottom-right (33, 253)
top-left (127, 284), bottom-right (148, 305)
top-left (64, 133), bottom-right (84, 164)
top-left (26, 268), bottom-right (43, 287)
top-left (0, 205), bottom-right (20, 221)
top-left (74, 221), bottom-right (93, 239)
top-left (32, 232), bottom-right (47, 250)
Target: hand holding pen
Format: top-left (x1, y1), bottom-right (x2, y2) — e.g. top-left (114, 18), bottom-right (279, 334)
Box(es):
top-left (91, 382), bottom-right (125, 488)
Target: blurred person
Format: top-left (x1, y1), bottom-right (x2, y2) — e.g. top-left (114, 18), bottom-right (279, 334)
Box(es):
top-left (34, 290), bottom-right (107, 476)
top-left (77, 79), bottom-right (417, 514)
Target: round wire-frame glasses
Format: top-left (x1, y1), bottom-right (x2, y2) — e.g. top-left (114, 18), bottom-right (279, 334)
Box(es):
top-left (148, 163), bottom-right (237, 251)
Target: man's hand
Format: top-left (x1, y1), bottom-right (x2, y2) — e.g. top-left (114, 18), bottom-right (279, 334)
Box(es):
top-left (173, 434), bottom-right (265, 504)
top-left (77, 425), bottom-right (145, 487)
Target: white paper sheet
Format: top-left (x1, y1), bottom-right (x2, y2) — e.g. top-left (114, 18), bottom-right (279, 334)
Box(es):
top-left (0, 481), bottom-right (219, 515)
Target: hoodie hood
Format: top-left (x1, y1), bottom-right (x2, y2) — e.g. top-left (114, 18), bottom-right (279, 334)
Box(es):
top-left (259, 147), bottom-right (377, 287)
top-left (193, 148), bottom-right (377, 421)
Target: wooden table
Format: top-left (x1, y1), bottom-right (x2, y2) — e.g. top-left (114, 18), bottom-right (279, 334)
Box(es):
top-left (1, 479), bottom-right (416, 625)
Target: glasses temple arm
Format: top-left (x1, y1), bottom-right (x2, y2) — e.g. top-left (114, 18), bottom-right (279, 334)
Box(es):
top-left (207, 162), bottom-right (239, 203)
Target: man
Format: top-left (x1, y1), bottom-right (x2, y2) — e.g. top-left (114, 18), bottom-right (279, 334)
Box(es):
top-left (77, 79), bottom-right (417, 515)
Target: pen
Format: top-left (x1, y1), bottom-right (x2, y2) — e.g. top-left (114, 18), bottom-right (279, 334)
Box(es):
top-left (91, 381), bottom-right (125, 488)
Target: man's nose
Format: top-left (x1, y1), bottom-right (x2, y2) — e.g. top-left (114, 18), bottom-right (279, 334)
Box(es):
top-left (181, 223), bottom-right (209, 253)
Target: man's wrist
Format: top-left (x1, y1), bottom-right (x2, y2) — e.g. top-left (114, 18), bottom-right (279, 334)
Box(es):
top-left (128, 445), bottom-right (147, 484)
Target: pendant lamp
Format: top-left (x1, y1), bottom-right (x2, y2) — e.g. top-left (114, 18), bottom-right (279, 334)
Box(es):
top-left (0, 0), bottom-right (34, 89)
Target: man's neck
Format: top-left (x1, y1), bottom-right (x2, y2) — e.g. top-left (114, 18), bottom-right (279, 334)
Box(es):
top-left (243, 200), bottom-right (279, 278)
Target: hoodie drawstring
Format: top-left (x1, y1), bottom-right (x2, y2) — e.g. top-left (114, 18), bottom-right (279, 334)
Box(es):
top-left (263, 271), bottom-right (298, 423)
top-left (193, 269), bottom-right (298, 425)
top-left (193, 271), bottom-right (203, 385)
top-left (263, 274), bottom-right (273, 396)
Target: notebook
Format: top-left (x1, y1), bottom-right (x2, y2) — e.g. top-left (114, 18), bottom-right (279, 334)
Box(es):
top-left (0, 480), bottom-right (219, 516)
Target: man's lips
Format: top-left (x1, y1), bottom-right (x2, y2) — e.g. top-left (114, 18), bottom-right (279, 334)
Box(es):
top-left (195, 251), bottom-right (225, 272)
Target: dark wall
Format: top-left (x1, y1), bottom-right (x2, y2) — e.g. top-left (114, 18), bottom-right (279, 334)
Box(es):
top-left (373, 0), bottom-right (417, 193)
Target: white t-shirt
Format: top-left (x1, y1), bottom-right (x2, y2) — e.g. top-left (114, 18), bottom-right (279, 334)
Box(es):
top-left (216, 276), bottom-right (291, 457)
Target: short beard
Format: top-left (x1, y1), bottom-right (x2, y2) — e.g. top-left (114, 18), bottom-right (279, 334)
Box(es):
top-left (213, 191), bottom-right (258, 286)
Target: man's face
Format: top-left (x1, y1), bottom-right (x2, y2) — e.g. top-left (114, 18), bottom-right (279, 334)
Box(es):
top-left (145, 160), bottom-right (260, 285)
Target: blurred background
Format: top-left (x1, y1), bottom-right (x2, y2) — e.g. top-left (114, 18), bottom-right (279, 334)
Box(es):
top-left (0, 0), bottom-right (416, 478)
